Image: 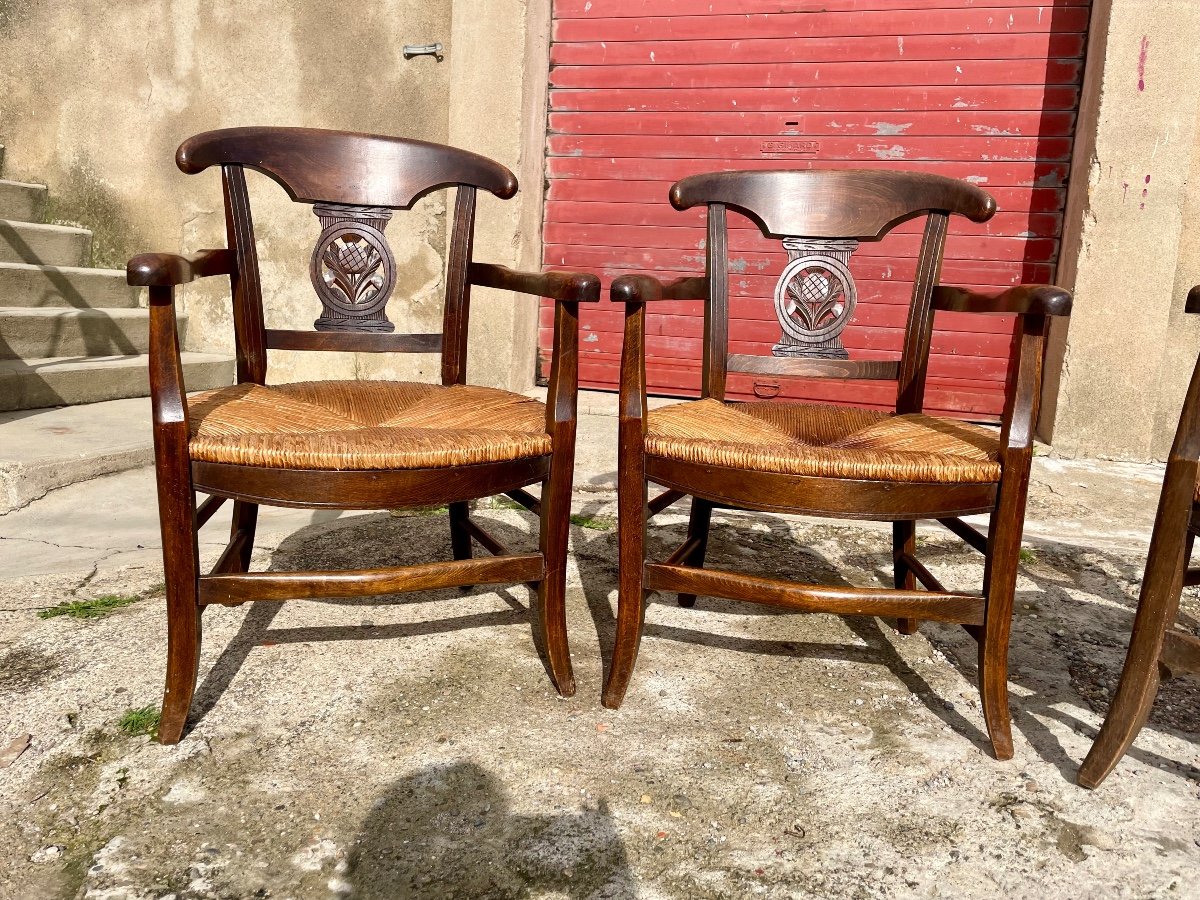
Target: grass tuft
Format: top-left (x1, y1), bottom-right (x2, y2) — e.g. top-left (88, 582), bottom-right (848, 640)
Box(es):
top-left (38, 594), bottom-right (140, 620)
top-left (1018, 547), bottom-right (1037, 564)
top-left (570, 513), bottom-right (616, 531)
top-left (117, 705), bottom-right (160, 738)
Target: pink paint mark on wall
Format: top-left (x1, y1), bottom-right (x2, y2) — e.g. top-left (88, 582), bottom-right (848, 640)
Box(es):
top-left (1138, 36), bottom-right (1150, 91)
top-left (1141, 173), bottom-right (1150, 209)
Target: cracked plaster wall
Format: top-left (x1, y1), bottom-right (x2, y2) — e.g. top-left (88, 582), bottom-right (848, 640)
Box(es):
top-left (0, 0), bottom-right (544, 389)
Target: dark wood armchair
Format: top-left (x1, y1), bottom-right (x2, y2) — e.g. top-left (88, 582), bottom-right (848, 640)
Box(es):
top-left (127, 127), bottom-right (599, 744)
top-left (602, 169), bottom-right (1072, 760)
top-left (1078, 285), bottom-right (1200, 787)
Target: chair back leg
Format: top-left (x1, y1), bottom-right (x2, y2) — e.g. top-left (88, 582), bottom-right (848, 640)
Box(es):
top-left (448, 501), bottom-right (475, 591)
top-left (677, 498), bottom-right (713, 608)
top-left (449, 501), bottom-right (473, 562)
top-left (893, 520), bottom-right (920, 634)
top-left (229, 500), bottom-right (258, 573)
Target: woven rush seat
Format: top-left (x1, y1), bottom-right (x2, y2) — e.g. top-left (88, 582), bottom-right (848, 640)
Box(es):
top-left (187, 380), bottom-right (551, 470)
top-left (645, 398), bottom-right (1001, 484)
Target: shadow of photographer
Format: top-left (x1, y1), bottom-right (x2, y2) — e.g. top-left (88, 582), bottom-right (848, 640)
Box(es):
top-left (348, 760), bottom-right (634, 898)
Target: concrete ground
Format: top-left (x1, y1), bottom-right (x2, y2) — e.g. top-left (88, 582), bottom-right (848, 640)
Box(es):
top-left (0, 402), bottom-right (1198, 898)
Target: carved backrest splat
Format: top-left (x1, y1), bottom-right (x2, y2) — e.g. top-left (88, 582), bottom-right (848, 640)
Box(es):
top-left (309, 204), bottom-right (398, 333)
top-left (771, 238), bottom-right (859, 360)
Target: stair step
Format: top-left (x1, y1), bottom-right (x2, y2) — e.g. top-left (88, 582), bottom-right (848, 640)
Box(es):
top-left (0, 180), bottom-right (47, 222)
top-left (0, 352), bottom-right (234, 411)
top-left (0, 396), bottom-right (153, 514)
top-left (0, 307), bottom-right (185, 359)
top-left (0, 261), bottom-right (141, 309)
top-left (0, 219), bottom-right (91, 267)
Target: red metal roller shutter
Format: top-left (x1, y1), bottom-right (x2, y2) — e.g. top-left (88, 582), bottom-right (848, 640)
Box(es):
top-left (540, 1), bottom-right (1089, 419)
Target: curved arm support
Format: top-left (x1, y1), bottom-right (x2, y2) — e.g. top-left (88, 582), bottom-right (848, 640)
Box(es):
top-left (1186, 284), bottom-right (1200, 315)
top-left (1170, 286), bottom-right (1200, 464)
top-left (932, 284), bottom-right (1072, 318)
top-left (545, 298), bottom-right (580, 434)
top-left (127, 249), bottom-right (234, 287)
top-left (146, 285), bottom-right (189, 434)
top-left (615, 281), bottom-right (651, 441)
top-left (469, 262), bottom-right (600, 304)
top-left (998, 314), bottom-right (1049, 460)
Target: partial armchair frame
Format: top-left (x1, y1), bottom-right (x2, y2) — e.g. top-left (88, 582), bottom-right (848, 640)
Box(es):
top-left (1077, 285), bottom-right (1200, 787)
top-left (128, 127), bottom-right (599, 744)
top-left (603, 169), bottom-right (1072, 760)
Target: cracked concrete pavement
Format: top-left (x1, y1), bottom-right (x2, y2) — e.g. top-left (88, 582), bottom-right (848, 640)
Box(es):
top-left (1, 408), bottom-right (1198, 898)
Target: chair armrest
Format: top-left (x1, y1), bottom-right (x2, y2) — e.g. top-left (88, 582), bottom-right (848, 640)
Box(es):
top-left (1187, 285), bottom-right (1200, 314)
top-left (611, 273), bottom-right (708, 304)
top-left (468, 262), bottom-right (600, 303)
top-left (932, 284), bottom-right (1072, 318)
top-left (127, 249), bottom-right (234, 287)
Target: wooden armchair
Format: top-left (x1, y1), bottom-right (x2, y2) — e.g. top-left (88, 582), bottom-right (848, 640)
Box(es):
top-left (602, 169), bottom-right (1072, 760)
top-left (127, 127), bottom-right (599, 744)
top-left (1078, 285), bottom-right (1200, 787)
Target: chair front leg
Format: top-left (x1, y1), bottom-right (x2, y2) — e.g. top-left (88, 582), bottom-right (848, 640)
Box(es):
top-left (535, 298), bottom-right (580, 697)
top-left (146, 284), bottom-right (202, 745)
top-left (976, 312), bottom-right (1051, 760)
top-left (155, 433), bottom-right (202, 745)
top-left (603, 293), bottom-right (651, 709)
top-left (978, 456), bottom-right (1033, 761)
top-left (1078, 486), bottom-right (1196, 787)
top-left (537, 444), bottom-right (577, 697)
top-left (603, 423), bottom-right (648, 709)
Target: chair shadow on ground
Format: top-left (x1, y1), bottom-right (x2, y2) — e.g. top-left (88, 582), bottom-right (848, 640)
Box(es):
top-left (187, 494), bottom-right (1200, 785)
top-left (566, 492), bottom-right (1200, 784)
top-left (189, 509), bottom-right (547, 731)
top-left (569, 495), bottom-right (994, 754)
top-left (347, 760), bottom-right (633, 898)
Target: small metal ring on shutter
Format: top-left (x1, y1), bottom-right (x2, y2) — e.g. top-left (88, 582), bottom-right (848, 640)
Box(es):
top-left (752, 380), bottom-right (781, 400)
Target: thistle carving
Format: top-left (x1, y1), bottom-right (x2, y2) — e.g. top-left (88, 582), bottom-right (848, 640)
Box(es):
top-left (772, 238), bottom-right (859, 359)
top-left (309, 204), bottom-right (397, 332)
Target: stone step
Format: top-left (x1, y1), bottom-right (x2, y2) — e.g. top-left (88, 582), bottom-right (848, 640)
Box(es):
top-left (0, 307), bottom-right (184, 359)
top-left (0, 352), bottom-right (234, 412)
top-left (0, 396), bottom-right (152, 514)
top-left (0, 180), bottom-right (47, 222)
top-left (0, 261), bottom-right (141, 309)
top-left (0, 219), bottom-right (91, 267)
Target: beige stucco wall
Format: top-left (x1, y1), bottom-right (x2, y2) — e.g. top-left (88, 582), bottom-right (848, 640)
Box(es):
top-left (448, 0), bottom-right (548, 393)
top-left (1046, 1), bottom-right (1200, 460)
top-left (0, 0), bottom-right (547, 390)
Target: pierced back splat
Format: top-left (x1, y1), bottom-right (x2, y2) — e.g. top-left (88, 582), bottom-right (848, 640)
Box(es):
top-left (177, 127), bottom-right (519, 361)
top-left (309, 204), bottom-right (397, 333)
top-left (772, 238), bottom-right (859, 360)
top-left (671, 169), bottom-right (995, 403)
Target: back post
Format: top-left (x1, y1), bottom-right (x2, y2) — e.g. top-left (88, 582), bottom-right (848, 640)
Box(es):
top-left (895, 211), bottom-right (950, 414)
top-left (221, 165), bottom-right (268, 385)
top-left (441, 185), bottom-right (477, 386)
top-left (702, 203), bottom-right (729, 399)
